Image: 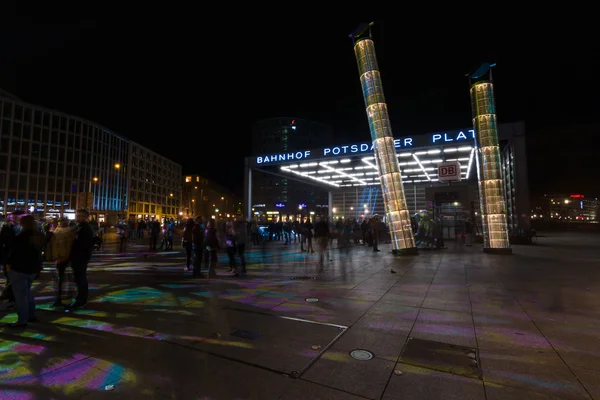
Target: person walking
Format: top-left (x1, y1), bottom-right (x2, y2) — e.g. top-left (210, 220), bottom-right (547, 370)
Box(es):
top-left (234, 216), bottom-right (248, 276)
top-left (465, 217), bottom-right (474, 247)
top-left (204, 219), bottom-right (219, 279)
top-left (369, 215), bottom-right (381, 252)
top-left (5, 215), bottom-right (45, 328)
top-left (314, 216), bottom-right (329, 271)
top-left (0, 211), bottom-right (20, 311)
top-left (182, 218), bottom-right (195, 271)
top-left (304, 218), bottom-right (314, 253)
top-left (149, 217), bottom-right (160, 251)
top-left (67, 209), bottom-right (94, 310)
top-left (51, 219), bottom-right (75, 307)
top-left (192, 217), bottom-right (205, 277)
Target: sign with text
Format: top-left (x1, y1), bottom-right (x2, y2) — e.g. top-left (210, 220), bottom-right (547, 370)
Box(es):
top-left (252, 128), bottom-right (476, 166)
top-left (437, 161), bottom-right (461, 182)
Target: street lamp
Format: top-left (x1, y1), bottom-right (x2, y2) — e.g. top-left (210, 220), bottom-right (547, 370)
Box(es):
top-left (114, 163), bottom-right (120, 169)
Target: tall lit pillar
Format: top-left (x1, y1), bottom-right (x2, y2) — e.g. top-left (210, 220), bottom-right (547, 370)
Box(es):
top-left (469, 63), bottom-right (511, 254)
top-left (350, 23), bottom-right (416, 254)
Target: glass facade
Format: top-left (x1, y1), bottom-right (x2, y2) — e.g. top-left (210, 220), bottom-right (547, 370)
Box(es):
top-left (251, 118), bottom-right (332, 213)
top-left (128, 143), bottom-right (181, 221)
top-left (354, 38), bottom-right (416, 253)
top-left (0, 95), bottom-right (181, 223)
top-left (470, 81), bottom-right (511, 251)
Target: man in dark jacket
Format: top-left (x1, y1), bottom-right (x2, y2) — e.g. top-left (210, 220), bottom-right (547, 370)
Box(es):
top-left (67, 209), bottom-right (94, 309)
top-left (314, 217), bottom-right (330, 270)
top-left (192, 217), bottom-right (205, 277)
top-left (0, 212), bottom-right (18, 310)
top-left (6, 215), bottom-right (45, 327)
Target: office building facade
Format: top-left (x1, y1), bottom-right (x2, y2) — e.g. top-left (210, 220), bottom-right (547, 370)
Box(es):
top-left (182, 174), bottom-right (242, 219)
top-left (250, 117), bottom-right (333, 221)
top-left (0, 91), bottom-right (181, 223)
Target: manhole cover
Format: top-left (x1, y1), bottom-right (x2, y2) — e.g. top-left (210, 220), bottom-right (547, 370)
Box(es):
top-left (305, 298), bottom-right (319, 303)
top-left (400, 338), bottom-right (480, 379)
top-left (350, 349), bottom-right (374, 361)
top-left (230, 329), bottom-right (262, 340)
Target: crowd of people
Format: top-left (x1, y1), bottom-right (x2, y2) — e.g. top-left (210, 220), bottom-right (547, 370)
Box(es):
top-left (0, 209), bottom-right (94, 328)
top-left (0, 209), bottom-right (396, 329)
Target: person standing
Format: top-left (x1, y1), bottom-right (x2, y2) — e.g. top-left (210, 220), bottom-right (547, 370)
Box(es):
top-left (250, 221), bottom-right (259, 246)
top-left (314, 216), bottom-right (329, 270)
top-left (225, 221), bottom-right (237, 273)
top-left (304, 218), bottom-right (314, 253)
top-left (67, 209), bottom-right (94, 310)
top-left (369, 215), bottom-right (381, 252)
top-left (192, 217), bottom-right (205, 277)
top-left (52, 219), bottom-right (74, 307)
top-left (234, 216), bottom-right (248, 276)
top-left (465, 217), bottom-right (474, 247)
top-left (0, 212), bottom-right (19, 310)
top-left (5, 215), bottom-right (45, 328)
top-left (182, 218), bottom-right (195, 271)
top-left (204, 219), bottom-right (219, 279)
top-left (149, 217), bottom-right (160, 251)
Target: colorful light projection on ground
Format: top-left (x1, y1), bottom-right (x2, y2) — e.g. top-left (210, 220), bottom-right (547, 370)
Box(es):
top-left (0, 339), bottom-right (133, 399)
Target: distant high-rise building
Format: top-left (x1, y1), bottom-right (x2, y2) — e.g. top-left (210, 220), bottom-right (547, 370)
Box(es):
top-left (251, 117), bottom-right (332, 220)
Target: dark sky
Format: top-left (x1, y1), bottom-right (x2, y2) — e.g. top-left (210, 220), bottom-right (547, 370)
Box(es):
top-left (2, 5), bottom-right (598, 198)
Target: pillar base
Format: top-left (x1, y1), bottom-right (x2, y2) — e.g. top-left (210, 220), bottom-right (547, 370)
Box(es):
top-left (483, 247), bottom-right (512, 255)
top-left (392, 247), bottom-right (419, 256)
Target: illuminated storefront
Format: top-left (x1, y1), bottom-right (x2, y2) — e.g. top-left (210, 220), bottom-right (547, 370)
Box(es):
top-left (244, 122), bottom-right (531, 243)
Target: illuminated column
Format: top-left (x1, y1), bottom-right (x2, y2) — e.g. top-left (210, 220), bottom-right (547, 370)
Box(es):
top-left (470, 64), bottom-right (511, 253)
top-left (351, 24), bottom-right (416, 254)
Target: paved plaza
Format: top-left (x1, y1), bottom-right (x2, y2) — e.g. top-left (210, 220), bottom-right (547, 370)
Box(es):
top-left (1, 232), bottom-right (600, 399)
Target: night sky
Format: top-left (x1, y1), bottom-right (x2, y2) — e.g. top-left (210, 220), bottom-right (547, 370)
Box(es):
top-left (2, 5), bottom-right (598, 198)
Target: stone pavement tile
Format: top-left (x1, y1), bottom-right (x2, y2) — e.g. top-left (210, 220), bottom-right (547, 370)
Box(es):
top-left (352, 280), bottom-right (397, 292)
top-left (302, 348), bottom-right (394, 399)
top-left (474, 317), bottom-right (554, 352)
top-left (382, 363), bottom-right (484, 400)
top-left (534, 321), bottom-right (600, 372)
top-left (332, 325), bottom-right (407, 362)
top-left (339, 289), bottom-right (388, 302)
top-left (279, 379), bottom-right (367, 400)
top-left (572, 368), bottom-right (600, 399)
top-left (422, 297), bottom-right (472, 313)
top-left (252, 336), bottom-right (323, 374)
top-left (387, 282), bottom-right (430, 295)
top-left (355, 307), bottom-right (417, 335)
top-left (479, 348), bottom-right (590, 399)
top-left (431, 274), bottom-right (467, 285)
top-left (379, 292), bottom-right (425, 307)
top-left (271, 303), bottom-right (360, 327)
top-left (410, 308), bottom-right (477, 348)
top-left (427, 283), bottom-right (470, 298)
top-left (484, 382), bottom-right (579, 400)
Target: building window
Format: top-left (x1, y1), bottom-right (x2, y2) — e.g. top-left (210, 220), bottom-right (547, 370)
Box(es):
top-left (185, 176), bottom-right (191, 183)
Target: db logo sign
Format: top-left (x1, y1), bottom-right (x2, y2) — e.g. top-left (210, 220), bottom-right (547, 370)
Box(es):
top-left (437, 161), bottom-right (461, 182)
top-left (439, 165), bottom-right (456, 177)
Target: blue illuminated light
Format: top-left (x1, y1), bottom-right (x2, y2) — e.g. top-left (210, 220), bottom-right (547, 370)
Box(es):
top-left (432, 130), bottom-right (475, 143)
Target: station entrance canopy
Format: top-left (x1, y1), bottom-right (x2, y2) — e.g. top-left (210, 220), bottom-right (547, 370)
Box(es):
top-left (250, 128), bottom-right (477, 189)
